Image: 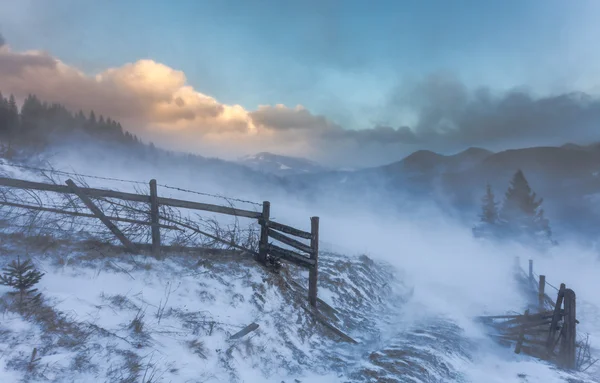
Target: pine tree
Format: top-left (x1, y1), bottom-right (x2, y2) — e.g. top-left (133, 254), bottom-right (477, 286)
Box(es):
top-left (500, 170), bottom-right (554, 245)
top-left (0, 256), bottom-right (45, 313)
top-left (480, 183), bottom-right (499, 224)
top-left (473, 183), bottom-right (501, 239)
top-left (7, 94), bottom-right (19, 136)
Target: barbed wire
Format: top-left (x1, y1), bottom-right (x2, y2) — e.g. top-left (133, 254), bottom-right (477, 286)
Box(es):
top-left (0, 161), bottom-right (263, 207)
top-left (157, 184), bottom-right (262, 207)
top-left (0, 161), bottom-right (148, 185)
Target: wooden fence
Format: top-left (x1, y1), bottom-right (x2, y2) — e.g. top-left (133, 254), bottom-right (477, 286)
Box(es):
top-left (0, 176), bottom-right (321, 307)
top-left (523, 259), bottom-right (578, 369)
top-left (479, 257), bottom-right (581, 369)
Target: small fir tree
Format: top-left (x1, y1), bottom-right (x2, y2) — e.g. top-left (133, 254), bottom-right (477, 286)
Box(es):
top-left (473, 183), bottom-right (501, 239)
top-left (0, 256), bottom-right (45, 313)
top-left (480, 183), bottom-right (499, 224)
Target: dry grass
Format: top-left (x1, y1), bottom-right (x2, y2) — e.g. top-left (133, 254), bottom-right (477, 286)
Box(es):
top-left (187, 339), bottom-right (208, 359)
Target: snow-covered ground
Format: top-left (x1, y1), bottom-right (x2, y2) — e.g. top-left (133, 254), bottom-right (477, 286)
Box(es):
top-left (0, 154), bottom-right (598, 382)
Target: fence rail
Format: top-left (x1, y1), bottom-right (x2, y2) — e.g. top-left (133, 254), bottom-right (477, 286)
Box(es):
top-left (0, 175), bottom-right (321, 307)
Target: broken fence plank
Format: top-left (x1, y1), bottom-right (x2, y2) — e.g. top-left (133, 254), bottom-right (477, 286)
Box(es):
top-left (66, 179), bottom-right (138, 253)
top-left (229, 323), bottom-right (259, 340)
top-left (302, 304), bottom-right (358, 344)
top-left (546, 284), bottom-right (566, 351)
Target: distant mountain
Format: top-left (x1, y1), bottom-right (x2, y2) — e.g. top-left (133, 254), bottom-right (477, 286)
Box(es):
top-left (238, 152), bottom-right (329, 176)
top-left (285, 144), bottom-right (600, 239)
top-left (379, 147), bottom-right (494, 175)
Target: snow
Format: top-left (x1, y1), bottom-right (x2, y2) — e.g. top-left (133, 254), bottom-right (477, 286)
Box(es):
top-left (0, 155), bottom-right (598, 382)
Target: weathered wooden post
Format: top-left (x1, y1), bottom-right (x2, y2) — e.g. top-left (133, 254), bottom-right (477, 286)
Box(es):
top-left (547, 283), bottom-right (566, 351)
top-left (258, 201), bottom-right (270, 263)
top-left (149, 179), bottom-right (161, 258)
top-left (528, 259), bottom-right (533, 281)
top-left (561, 288), bottom-right (577, 369)
top-left (308, 216), bottom-right (319, 308)
top-left (538, 275), bottom-right (546, 310)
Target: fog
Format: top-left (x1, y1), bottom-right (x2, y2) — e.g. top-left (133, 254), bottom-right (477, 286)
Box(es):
top-left (20, 142), bottom-right (600, 381)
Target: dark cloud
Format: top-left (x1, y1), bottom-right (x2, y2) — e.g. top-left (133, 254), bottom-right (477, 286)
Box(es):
top-left (383, 74), bottom-right (600, 153)
top-left (325, 125), bottom-right (419, 144)
top-left (0, 33), bottom-right (5, 47)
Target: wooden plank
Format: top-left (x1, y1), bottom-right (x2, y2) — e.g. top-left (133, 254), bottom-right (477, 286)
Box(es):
top-left (0, 176), bottom-right (260, 218)
top-left (267, 228), bottom-right (312, 254)
top-left (0, 200), bottom-right (178, 229)
top-left (149, 179), bottom-right (161, 257)
top-left (265, 220), bottom-right (312, 239)
top-left (492, 311), bottom-right (555, 325)
top-left (229, 323), bottom-right (259, 340)
top-left (302, 304), bottom-right (357, 344)
top-left (157, 196), bottom-right (260, 219)
top-left (268, 244), bottom-right (315, 267)
top-left (0, 176), bottom-right (150, 202)
top-left (477, 314), bottom-right (523, 320)
top-left (288, 279), bottom-right (338, 316)
top-left (308, 216), bottom-right (319, 308)
top-left (546, 284), bottom-right (565, 351)
top-left (66, 179), bottom-right (138, 253)
top-left (258, 201), bottom-right (270, 263)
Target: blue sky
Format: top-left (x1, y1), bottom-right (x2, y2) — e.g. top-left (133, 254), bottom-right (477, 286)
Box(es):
top-left (2, 0), bottom-right (598, 129)
top-left (1, 1), bottom-right (600, 166)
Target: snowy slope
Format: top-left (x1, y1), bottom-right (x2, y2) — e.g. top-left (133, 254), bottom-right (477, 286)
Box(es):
top-left (0, 237), bottom-right (409, 382)
top-left (0, 157), bottom-right (599, 382)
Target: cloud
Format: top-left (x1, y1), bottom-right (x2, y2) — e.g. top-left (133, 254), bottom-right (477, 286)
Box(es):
top-left (390, 74), bottom-right (600, 152)
top-left (1, 42), bottom-right (600, 167)
top-left (0, 33), bottom-right (5, 48)
top-left (250, 105), bottom-right (333, 132)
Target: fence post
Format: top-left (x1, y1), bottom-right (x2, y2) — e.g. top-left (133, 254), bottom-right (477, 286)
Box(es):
top-left (561, 288), bottom-right (577, 369)
top-left (308, 216), bottom-right (319, 308)
top-left (547, 283), bottom-right (566, 351)
top-left (538, 275), bottom-right (545, 310)
top-left (149, 179), bottom-right (161, 258)
top-left (528, 259), bottom-right (533, 281)
top-left (258, 201), bottom-right (270, 263)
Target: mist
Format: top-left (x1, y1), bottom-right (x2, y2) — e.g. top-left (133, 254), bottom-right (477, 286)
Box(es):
top-left (17, 141), bottom-right (599, 381)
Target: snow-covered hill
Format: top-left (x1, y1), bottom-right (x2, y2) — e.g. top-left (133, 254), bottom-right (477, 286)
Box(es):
top-left (0, 235), bottom-right (410, 382)
top-left (0, 156), bottom-right (599, 382)
top-left (238, 152), bottom-right (328, 177)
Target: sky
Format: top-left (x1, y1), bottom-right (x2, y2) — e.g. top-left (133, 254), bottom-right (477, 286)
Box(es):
top-left (1, 0), bottom-right (600, 167)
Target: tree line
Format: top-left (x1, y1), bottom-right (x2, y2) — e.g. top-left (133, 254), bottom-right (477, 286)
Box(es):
top-left (473, 169), bottom-right (556, 247)
top-left (0, 92), bottom-right (143, 154)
